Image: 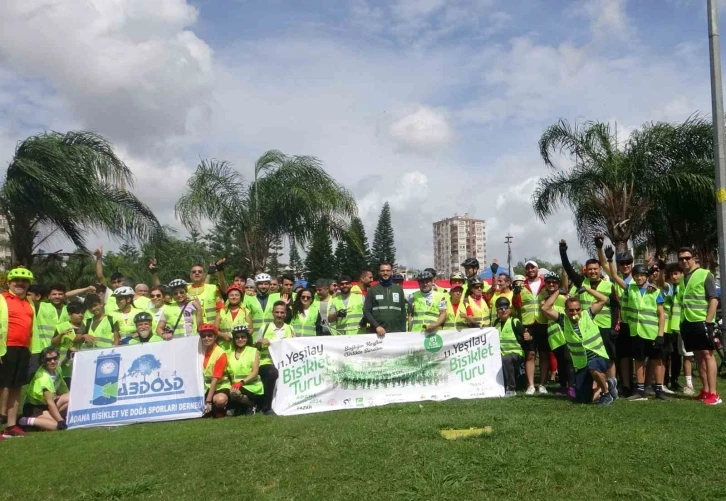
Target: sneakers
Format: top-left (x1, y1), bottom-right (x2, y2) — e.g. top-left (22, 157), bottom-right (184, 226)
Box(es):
top-left (567, 387), bottom-right (576, 399)
top-left (655, 390), bottom-right (669, 401)
top-left (659, 385), bottom-right (675, 395)
top-left (525, 385), bottom-right (536, 395)
top-left (262, 409), bottom-right (277, 416)
top-left (2, 425), bottom-right (27, 438)
top-left (645, 386), bottom-right (655, 397)
top-left (704, 393), bottom-right (723, 406)
top-left (626, 391), bottom-right (647, 401)
top-left (598, 393), bottom-right (614, 406)
top-left (607, 378), bottom-right (619, 400)
top-left (504, 390), bottom-right (517, 397)
top-left (683, 385), bottom-right (695, 396)
top-left (694, 389), bottom-right (708, 401)
top-left (537, 385), bottom-right (548, 395)
top-left (555, 386), bottom-right (568, 396)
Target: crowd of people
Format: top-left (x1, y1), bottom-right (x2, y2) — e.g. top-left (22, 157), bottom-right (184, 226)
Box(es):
top-left (0, 236), bottom-right (721, 438)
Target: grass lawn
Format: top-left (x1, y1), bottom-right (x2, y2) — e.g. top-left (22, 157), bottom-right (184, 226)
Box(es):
top-left (3, 392), bottom-right (726, 501)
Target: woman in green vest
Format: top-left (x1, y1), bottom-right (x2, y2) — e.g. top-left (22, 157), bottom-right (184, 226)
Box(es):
top-left (492, 297), bottom-right (525, 396)
top-left (157, 279), bottom-right (202, 338)
top-left (538, 272), bottom-right (575, 398)
top-left (290, 288), bottom-right (320, 337)
top-left (226, 325), bottom-right (264, 414)
top-left (200, 323), bottom-right (230, 418)
top-left (110, 286), bottom-right (143, 340)
top-left (77, 294), bottom-right (118, 348)
top-left (443, 284), bottom-right (470, 331)
top-left (216, 285), bottom-right (253, 352)
top-left (19, 347), bottom-right (69, 431)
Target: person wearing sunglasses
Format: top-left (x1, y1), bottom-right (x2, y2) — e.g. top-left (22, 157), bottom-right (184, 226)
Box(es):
top-left (492, 297), bottom-right (524, 396)
top-left (18, 347), bottom-right (69, 432)
top-left (604, 255), bottom-right (667, 401)
top-left (157, 279), bottom-right (202, 338)
top-left (676, 247), bottom-right (720, 405)
top-left (328, 276), bottom-right (366, 335)
top-left (542, 283), bottom-right (613, 406)
top-left (216, 285), bottom-right (253, 352)
top-left (408, 270), bottom-right (447, 333)
top-left (226, 325), bottom-right (263, 415)
top-left (147, 286), bottom-right (167, 336)
top-left (199, 324), bottom-right (229, 418)
top-left (187, 264), bottom-right (222, 325)
top-left (291, 289), bottom-right (320, 337)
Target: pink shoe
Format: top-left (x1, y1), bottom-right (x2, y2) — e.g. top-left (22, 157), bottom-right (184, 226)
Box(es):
top-left (567, 387), bottom-right (576, 399)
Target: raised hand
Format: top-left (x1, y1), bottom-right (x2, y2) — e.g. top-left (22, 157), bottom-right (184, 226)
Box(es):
top-left (559, 239), bottom-right (567, 253)
top-left (604, 245), bottom-right (615, 261)
top-left (594, 233), bottom-right (604, 249)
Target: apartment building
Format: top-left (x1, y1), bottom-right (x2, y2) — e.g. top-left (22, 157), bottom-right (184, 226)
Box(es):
top-left (433, 213), bottom-right (486, 278)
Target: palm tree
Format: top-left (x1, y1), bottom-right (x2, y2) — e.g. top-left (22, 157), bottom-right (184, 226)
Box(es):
top-left (1, 131), bottom-right (162, 266)
top-left (175, 150), bottom-right (358, 271)
top-left (532, 118), bottom-right (714, 254)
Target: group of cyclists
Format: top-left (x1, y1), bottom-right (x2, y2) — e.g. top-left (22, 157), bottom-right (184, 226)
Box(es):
top-left (0, 234), bottom-right (720, 437)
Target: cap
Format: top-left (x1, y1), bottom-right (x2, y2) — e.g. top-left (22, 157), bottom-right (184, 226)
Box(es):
top-left (512, 274), bottom-right (525, 283)
top-left (449, 283), bottom-right (464, 291)
top-left (524, 260), bottom-right (538, 268)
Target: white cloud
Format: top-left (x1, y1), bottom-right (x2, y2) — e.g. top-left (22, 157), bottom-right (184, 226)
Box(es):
top-left (389, 106), bottom-right (454, 152)
top-left (580, 0), bottom-right (632, 41)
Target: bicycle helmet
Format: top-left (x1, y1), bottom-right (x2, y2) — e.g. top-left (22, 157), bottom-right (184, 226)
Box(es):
top-left (468, 277), bottom-right (483, 287)
top-left (232, 325), bottom-right (250, 337)
top-left (543, 272), bottom-right (559, 282)
top-left (113, 286), bottom-right (135, 297)
top-left (392, 273), bottom-right (404, 281)
top-left (167, 278), bottom-right (188, 289)
top-left (632, 264), bottom-right (649, 276)
top-left (227, 284), bottom-right (244, 295)
top-left (255, 273), bottom-right (272, 283)
top-left (450, 271), bottom-right (466, 281)
top-left (461, 258), bottom-right (480, 268)
top-left (417, 270), bottom-right (435, 281)
top-left (134, 311), bottom-right (153, 324)
top-left (198, 323), bottom-right (217, 334)
top-left (7, 267), bottom-right (34, 283)
top-left (495, 297), bottom-right (511, 309)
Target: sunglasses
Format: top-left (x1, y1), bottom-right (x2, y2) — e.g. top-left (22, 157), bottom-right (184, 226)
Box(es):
top-left (150, 294), bottom-right (162, 299)
top-left (301, 295), bottom-right (312, 300)
top-left (567, 308), bottom-right (582, 313)
top-left (199, 332), bottom-right (215, 339)
top-left (45, 356), bottom-right (60, 362)
top-left (339, 282), bottom-right (351, 286)
top-left (233, 334), bottom-right (248, 340)
top-left (497, 307), bottom-right (509, 311)
top-left (191, 270), bottom-right (203, 274)
top-left (173, 290), bottom-right (186, 296)
top-left (679, 256), bottom-right (693, 262)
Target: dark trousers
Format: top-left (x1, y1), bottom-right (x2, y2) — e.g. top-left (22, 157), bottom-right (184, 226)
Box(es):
top-left (553, 345), bottom-right (575, 388)
top-left (501, 354), bottom-right (521, 391)
top-left (666, 335), bottom-right (681, 386)
top-left (259, 364), bottom-right (279, 411)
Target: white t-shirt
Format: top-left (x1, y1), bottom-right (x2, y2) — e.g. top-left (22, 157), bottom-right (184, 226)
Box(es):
top-left (527, 278), bottom-right (543, 296)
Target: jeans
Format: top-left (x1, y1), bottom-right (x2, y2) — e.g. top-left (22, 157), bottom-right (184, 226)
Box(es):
top-left (501, 354), bottom-right (521, 391)
top-left (552, 345), bottom-right (575, 388)
top-left (258, 364), bottom-right (279, 411)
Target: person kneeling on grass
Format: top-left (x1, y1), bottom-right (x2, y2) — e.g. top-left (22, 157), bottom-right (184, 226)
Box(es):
top-left (19, 347), bottom-right (69, 431)
top-left (226, 325), bottom-right (264, 415)
top-left (492, 297), bottom-right (525, 397)
top-left (200, 323), bottom-right (230, 418)
top-left (541, 285), bottom-right (616, 406)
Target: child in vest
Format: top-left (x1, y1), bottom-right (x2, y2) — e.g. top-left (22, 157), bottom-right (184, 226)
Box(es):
top-left (492, 297), bottom-right (525, 397)
top-left (19, 347), bottom-right (69, 431)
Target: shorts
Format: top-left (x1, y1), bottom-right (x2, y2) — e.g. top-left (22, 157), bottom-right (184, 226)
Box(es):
top-left (0, 346), bottom-right (32, 388)
top-left (631, 336), bottom-right (664, 361)
top-left (531, 324), bottom-right (550, 353)
top-left (616, 323), bottom-right (632, 358)
top-left (22, 403), bottom-right (48, 417)
top-left (663, 333), bottom-right (677, 356)
top-left (681, 321), bottom-right (715, 352)
top-left (598, 327), bottom-right (617, 362)
top-left (677, 333), bottom-right (694, 357)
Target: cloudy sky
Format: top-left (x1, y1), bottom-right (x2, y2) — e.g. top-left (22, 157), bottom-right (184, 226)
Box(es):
top-left (0, 0), bottom-right (720, 268)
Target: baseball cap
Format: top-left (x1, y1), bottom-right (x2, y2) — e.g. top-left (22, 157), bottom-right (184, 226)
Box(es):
top-left (524, 260), bottom-right (538, 268)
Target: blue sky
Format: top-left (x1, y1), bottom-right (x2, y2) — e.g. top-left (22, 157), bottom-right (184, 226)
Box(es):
top-left (0, 0), bottom-right (722, 269)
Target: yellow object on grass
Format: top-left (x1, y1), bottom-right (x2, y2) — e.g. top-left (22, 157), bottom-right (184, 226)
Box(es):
top-left (440, 427), bottom-right (493, 440)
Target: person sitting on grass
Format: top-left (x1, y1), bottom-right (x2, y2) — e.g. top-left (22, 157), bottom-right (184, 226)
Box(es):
top-left (226, 325), bottom-right (264, 415)
top-left (200, 323), bottom-right (230, 418)
top-left (19, 347), bottom-right (69, 431)
top-left (541, 284), bottom-right (615, 406)
top-left (127, 312), bottom-right (164, 345)
top-left (492, 297), bottom-right (525, 397)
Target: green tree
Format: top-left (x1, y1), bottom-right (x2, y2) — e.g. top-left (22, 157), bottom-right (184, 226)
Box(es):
top-left (371, 202), bottom-right (396, 269)
top-left (287, 241), bottom-right (304, 279)
top-left (175, 150), bottom-right (357, 272)
top-left (305, 223), bottom-right (335, 284)
top-left (1, 131), bottom-right (161, 266)
top-left (333, 240), bottom-right (347, 279)
top-left (33, 250), bottom-right (96, 289)
top-left (341, 217), bottom-right (370, 278)
top-left (532, 118), bottom-right (713, 254)
top-left (267, 234), bottom-right (285, 277)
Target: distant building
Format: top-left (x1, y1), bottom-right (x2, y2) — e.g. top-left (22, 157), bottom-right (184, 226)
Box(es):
top-left (433, 213), bottom-right (486, 278)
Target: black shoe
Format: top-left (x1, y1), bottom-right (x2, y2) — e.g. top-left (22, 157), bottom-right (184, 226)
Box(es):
top-left (669, 382), bottom-right (681, 391)
top-left (655, 390), bottom-right (669, 401)
top-left (0, 415), bottom-right (6, 426)
top-left (263, 409), bottom-right (277, 416)
top-left (620, 386), bottom-right (632, 398)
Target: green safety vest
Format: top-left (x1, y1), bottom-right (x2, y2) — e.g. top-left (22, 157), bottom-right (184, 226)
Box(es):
top-left (495, 317), bottom-right (523, 356)
top-left (442, 301), bottom-right (467, 330)
top-left (225, 346), bottom-right (263, 395)
top-left (668, 286), bottom-right (681, 333)
top-left (32, 302), bottom-right (69, 354)
top-left (54, 320), bottom-right (81, 378)
top-left (134, 296), bottom-right (151, 311)
top-left (544, 294), bottom-right (566, 350)
top-left (678, 268), bottom-right (710, 323)
top-left (410, 290), bottom-right (445, 332)
top-left (147, 306), bottom-right (165, 336)
top-left (128, 334), bottom-right (164, 345)
top-left (257, 322), bottom-right (294, 366)
top-left (188, 283), bottom-right (219, 324)
top-left (463, 296), bottom-right (490, 327)
top-left (83, 316), bottom-right (116, 349)
top-left (25, 366), bottom-right (68, 406)
top-left (625, 283), bottom-right (660, 340)
top-left (518, 288), bottom-right (538, 325)
top-left (291, 303), bottom-right (319, 337)
top-left (217, 306), bottom-right (250, 352)
top-left (203, 344), bottom-right (230, 391)
top-left (162, 303), bottom-right (198, 338)
top-left (579, 279), bottom-right (613, 329)
top-left (331, 294), bottom-right (365, 335)
top-left (613, 279), bottom-right (628, 323)
top-left (562, 311), bottom-right (609, 370)
top-left (109, 307), bottom-right (143, 338)
top-left (246, 293), bottom-right (281, 333)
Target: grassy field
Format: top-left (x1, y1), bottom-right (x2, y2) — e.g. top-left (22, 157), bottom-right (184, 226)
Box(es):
top-left (3, 392), bottom-right (726, 501)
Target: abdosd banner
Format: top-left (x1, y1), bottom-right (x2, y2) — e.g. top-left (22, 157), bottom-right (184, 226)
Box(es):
top-left (269, 328), bottom-right (504, 416)
top-left (66, 337), bottom-right (205, 428)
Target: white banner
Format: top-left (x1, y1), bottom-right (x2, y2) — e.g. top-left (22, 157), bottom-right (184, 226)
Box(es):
top-left (67, 337), bottom-right (205, 429)
top-left (269, 328), bottom-right (504, 416)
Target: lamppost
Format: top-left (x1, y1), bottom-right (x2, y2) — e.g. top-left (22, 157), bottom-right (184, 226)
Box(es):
top-left (505, 233), bottom-right (513, 276)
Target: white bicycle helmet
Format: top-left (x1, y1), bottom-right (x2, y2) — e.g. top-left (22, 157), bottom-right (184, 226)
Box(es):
top-left (255, 273), bottom-right (272, 283)
top-left (113, 286), bottom-right (135, 296)
top-left (167, 278), bottom-right (188, 289)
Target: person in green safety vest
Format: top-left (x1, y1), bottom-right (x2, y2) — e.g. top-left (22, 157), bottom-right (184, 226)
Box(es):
top-left (605, 258), bottom-right (667, 401)
top-left (157, 279), bottom-right (202, 338)
top-left (492, 297), bottom-right (525, 396)
top-left (77, 294), bottom-right (119, 349)
top-left (407, 270), bottom-right (447, 333)
top-left (541, 284), bottom-right (614, 406)
top-left (256, 301), bottom-right (295, 416)
top-left (51, 301), bottom-right (85, 388)
top-left (109, 286), bottom-right (143, 340)
top-left (187, 263), bottom-right (223, 325)
top-left (125, 311), bottom-right (164, 345)
top-left (290, 289), bottom-right (320, 337)
top-left (662, 262), bottom-right (694, 395)
top-left (18, 347), bottom-right (69, 432)
top-left (147, 286), bottom-right (168, 337)
top-left (226, 325), bottom-right (264, 415)
top-left (200, 323), bottom-right (229, 418)
top-left (676, 247), bottom-right (721, 405)
top-left (328, 276), bottom-right (366, 335)
top-left (538, 272), bottom-right (575, 398)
